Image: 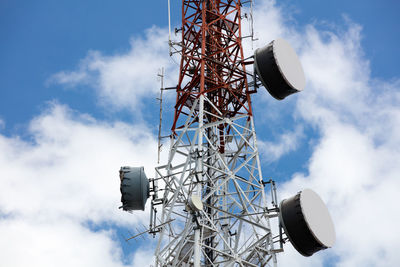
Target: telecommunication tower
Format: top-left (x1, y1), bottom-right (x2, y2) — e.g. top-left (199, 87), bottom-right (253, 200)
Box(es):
top-left (118, 1), bottom-right (335, 266)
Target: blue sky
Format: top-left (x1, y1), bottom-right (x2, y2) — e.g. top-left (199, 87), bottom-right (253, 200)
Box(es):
top-left (1, 0), bottom-right (400, 266)
top-left (1, 0), bottom-right (399, 127)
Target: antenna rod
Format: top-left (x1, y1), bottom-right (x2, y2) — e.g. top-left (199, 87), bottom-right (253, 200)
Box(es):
top-left (167, 0), bottom-right (172, 56)
top-left (157, 68), bottom-right (164, 164)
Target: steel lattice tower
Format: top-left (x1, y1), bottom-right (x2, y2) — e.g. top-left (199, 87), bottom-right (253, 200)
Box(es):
top-left (119, 0), bottom-right (336, 265)
top-left (153, 1), bottom-right (280, 266)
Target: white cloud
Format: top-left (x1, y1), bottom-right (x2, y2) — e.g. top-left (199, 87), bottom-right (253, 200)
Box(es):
top-left (0, 218), bottom-right (123, 267)
top-left (0, 103), bottom-right (158, 267)
top-left (258, 126), bottom-right (304, 161)
top-left (250, 1), bottom-right (400, 266)
top-left (0, 216), bottom-right (158, 267)
top-left (280, 119), bottom-right (400, 266)
top-left (51, 69), bottom-right (89, 86)
top-left (131, 248), bottom-right (156, 267)
top-left (252, 0), bottom-right (288, 45)
top-left (0, 103), bottom-right (156, 224)
top-left (50, 26), bottom-right (178, 113)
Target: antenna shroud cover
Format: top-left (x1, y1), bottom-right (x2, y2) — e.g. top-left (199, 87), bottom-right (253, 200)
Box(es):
top-left (120, 166), bottom-right (150, 211)
top-left (254, 38), bottom-right (305, 100)
top-left (279, 189), bottom-right (335, 257)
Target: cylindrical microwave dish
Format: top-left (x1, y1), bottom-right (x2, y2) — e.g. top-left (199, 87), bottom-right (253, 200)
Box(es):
top-left (279, 189), bottom-right (335, 256)
top-left (254, 38), bottom-right (306, 100)
top-left (120, 166), bottom-right (150, 211)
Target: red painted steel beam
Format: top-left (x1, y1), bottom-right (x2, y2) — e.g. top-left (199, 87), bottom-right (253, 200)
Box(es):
top-left (172, 0), bottom-right (252, 132)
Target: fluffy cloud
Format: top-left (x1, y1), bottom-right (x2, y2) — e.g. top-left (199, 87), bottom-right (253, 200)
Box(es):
top-left (50, 26), bottom-right (178, 112)
top-left (252, 1), bottom-right (400, 266)
top-left (0, 103), bottom-right (157, 266)
top-left (0, 218), bottom-right (123, 267)
top-left (282, 121), bottom-right (400, 266)
top-left (258, 126), bottom-right (304, 162)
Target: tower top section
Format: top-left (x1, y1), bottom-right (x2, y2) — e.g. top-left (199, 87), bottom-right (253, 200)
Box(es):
top-left (172, 0), bottom-right (252, 131)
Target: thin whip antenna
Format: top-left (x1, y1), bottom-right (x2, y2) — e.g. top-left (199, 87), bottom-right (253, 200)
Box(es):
top-left (157, 68), bottom-right (164, 164)
top-left (250, 0), bottom-right (256, 49)
top-left (168, 0), bottom-right (172, 56)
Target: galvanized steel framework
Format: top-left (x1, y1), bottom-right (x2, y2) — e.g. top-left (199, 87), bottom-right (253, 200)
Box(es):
top-left (151, 0), bottom-right (281, 266)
